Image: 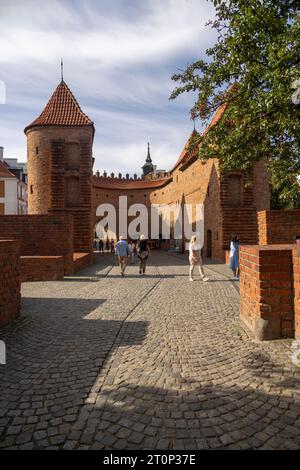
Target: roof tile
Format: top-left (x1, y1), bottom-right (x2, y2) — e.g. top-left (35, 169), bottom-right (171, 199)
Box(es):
top-left (24, 80), bottom-right (94, 132)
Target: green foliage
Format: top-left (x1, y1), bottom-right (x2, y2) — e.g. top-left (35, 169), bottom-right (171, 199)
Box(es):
top-left (170, 0), bottom-right (300, 208)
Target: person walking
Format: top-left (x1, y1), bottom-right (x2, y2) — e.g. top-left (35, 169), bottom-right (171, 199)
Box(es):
top-left (189, 235), bottom-right (209, 282)
top-left (128, 241), bottom-right (135, 264)
top-left (137, 235), bottom-right (150, 275)
top-left (110, 238), bottom-right (115, 253)
top-left (99, 239), bottom-right (104, 253)
top-left (229, 235), bottom-right (240, 280)
top-left (115, 236), bottom-right (130, 276)
top-left (105, 238), bottom-right (110, 252)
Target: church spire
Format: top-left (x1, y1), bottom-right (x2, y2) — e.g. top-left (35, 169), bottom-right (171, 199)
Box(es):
top-left (146, 142), bottom-right (152, 163)
top-left (142, 142), bottom-right (154, 176)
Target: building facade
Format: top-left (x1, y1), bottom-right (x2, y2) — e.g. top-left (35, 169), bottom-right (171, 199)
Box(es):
top-left (0, 147), bottom-right (27, 215)
top-left (3, 156), bottom-right (28, 214)
top-left (24, 79), bottom-right (270, 262)
top-left (93, 122), bottom-right (270, 261)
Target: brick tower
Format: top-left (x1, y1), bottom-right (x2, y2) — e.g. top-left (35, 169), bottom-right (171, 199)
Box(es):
top-left (24, 79), bottom-right (94, 253)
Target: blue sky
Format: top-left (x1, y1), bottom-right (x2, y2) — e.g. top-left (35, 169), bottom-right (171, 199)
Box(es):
top-left (0, 0), bottom-right (216, 174)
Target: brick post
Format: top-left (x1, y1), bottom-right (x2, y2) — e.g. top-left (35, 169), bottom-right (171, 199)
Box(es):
top-left (293, 246), bottom-right (300, 339)
top-left (0, 240), bottom-right (21, 326)
top-left (240, 244), bottom-right (294, 340)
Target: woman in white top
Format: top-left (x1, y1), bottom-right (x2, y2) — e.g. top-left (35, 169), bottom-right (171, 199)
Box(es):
top-left (189, 235), bottom-right (209, 282)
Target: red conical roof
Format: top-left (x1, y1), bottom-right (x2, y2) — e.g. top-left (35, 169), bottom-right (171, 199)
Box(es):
top-left (24, 80), bottom-right (94, 133)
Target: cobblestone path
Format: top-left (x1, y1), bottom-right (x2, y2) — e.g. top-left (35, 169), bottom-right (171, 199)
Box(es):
top-left (0, 252), bottom-right (299, 450)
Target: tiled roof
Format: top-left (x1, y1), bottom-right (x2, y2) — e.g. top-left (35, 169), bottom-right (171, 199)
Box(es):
top-left (24, 80), bottom-right (94, 133)
top-left (93, 176), bottom-right (171, 190)
top-left (174, 103), bottom-right (228, 171)
top-left (0, 161), bottom-right (17, 178)
top-left (200, 102), bottom-right (227, 138)
top-left (92, 103), bottom-right (227, 190)
top-left (172, 129), bottom-right (199, 171)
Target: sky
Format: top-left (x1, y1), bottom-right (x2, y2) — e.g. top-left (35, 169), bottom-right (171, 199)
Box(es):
top-left (0, 0), bottom-right (217, 175)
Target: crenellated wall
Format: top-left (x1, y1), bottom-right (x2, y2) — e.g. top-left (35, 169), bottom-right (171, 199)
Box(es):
top-left (93, 157), bottom-right (270, 260)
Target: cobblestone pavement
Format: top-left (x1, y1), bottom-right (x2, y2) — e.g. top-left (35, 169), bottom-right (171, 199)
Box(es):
top-left (0, 252), bottom-right (299, 450)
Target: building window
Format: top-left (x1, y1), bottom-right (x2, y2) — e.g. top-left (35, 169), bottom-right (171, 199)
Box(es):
top-left (0, 180), bottom-right (4, 197)
top-left (30, 185), bottom-right (33, 194)
top-left (0, 203), bottom-right (4, 215)
top-left (36, 146), bottom-right (39, 155)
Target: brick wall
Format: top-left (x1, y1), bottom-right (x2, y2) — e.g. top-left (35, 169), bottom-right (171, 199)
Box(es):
top-left (240, 244), bottom-right (294, 340)
top-left (222, 207), bottom-right (258, 251)
top-left (293, 245), bottom-right (300, 339)
top-left (20, 256), bottom-right (64, 282)
top-left (0, 213), bottom-right (73, 275)
top-left (258, 210), bottom-right (300, 245)
top-left (0, 240), bottom-right (21, 326)
top-left (93, 155), bottom-right (269, 261)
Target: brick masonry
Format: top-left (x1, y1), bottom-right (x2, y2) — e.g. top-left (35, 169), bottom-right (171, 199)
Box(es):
top-left (73, 253), bottom-right (93, 273)
top-left (0, 213), bottom-right (74, 275)
top-left (0, 240), bottom-right (21, 327)
top-left (240, 244), bottom-right (295, 340)
top-left (93, 159), bottom-right (270, 261)
top-left (20, 256), bottom-right (64, 282)
top-left (26, 126), bottom-right (93, 254)
top-left (293, 245), bottom-right (300, 339)
top-left (258, 210), bottom-right (300, 245)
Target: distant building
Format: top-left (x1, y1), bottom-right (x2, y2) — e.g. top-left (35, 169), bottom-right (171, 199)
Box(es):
top-left (0, 146), bottom-right (28, 214)
top-left (141, 143), bottom-right (154, 176)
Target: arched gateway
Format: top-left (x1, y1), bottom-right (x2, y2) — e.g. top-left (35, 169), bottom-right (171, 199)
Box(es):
top-left (25, 79), bottom-right (270, 262)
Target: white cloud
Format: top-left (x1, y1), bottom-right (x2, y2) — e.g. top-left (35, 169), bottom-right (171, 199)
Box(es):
top-left (0, 0), bottom-right (215, 66)
top-left (0, 0), bottom-right (216, 172)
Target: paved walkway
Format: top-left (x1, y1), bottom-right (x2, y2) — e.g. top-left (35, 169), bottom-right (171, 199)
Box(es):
top-left (0, 252), bottom-right (299, 450)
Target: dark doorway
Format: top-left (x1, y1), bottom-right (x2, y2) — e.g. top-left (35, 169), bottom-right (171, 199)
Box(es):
top-left (207, 230), bottom-right (212, 258)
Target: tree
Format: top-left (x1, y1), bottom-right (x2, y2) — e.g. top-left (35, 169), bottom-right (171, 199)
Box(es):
top-left (170, 0), bottom-right (300, 207)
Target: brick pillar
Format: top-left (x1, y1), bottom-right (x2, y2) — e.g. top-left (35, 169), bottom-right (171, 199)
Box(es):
top-left (240, 245), bottom-right (294, 340)
top-left (293, 246), bottom-right (300, 339)
top-left (0, 240), bottom-right (21, 327)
